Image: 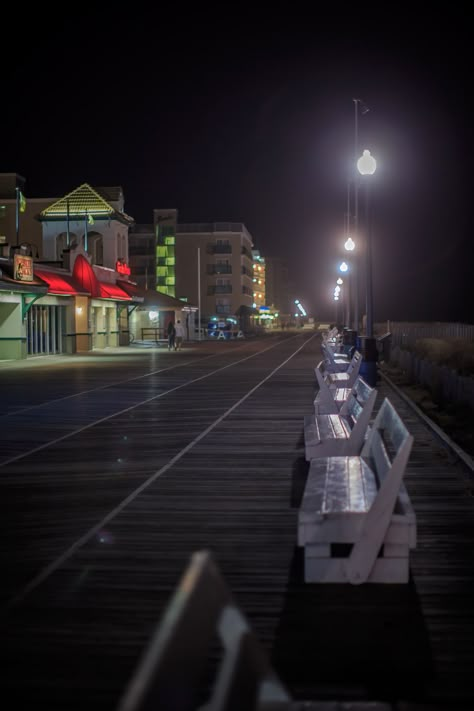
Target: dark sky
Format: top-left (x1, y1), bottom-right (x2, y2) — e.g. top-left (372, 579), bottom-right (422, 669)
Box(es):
top-left (3, 7), bottom-right (473, 322)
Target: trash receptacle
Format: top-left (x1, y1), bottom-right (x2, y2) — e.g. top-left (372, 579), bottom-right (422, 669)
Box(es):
top-left (342, 329), bottom-right (357, 356)
top-left (356, 336), bottom-right (378, 387)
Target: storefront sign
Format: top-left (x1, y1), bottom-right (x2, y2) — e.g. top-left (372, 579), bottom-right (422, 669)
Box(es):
top-left (14, 254), bottom-right (33, 282)
top-left (116, 260), bottom-right (131, 276)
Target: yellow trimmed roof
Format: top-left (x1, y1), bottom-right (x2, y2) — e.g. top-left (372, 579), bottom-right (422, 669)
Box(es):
top-left (40, 183), bottom-right (114, 218)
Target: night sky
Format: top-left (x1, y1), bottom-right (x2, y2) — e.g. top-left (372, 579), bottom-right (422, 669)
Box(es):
top-left (3, 7), bottom-right (473, 322)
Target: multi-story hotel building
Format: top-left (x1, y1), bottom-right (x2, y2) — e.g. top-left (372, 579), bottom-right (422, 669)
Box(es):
top-left (174, 222), bottom-right (254, 322)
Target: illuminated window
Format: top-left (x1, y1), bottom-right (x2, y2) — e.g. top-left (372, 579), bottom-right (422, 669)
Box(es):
top-left (164, 235), bottom-right (175, 245)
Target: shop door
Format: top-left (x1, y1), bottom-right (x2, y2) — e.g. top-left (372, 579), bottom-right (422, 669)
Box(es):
top-left (27, 305), bottom-right (66, 355)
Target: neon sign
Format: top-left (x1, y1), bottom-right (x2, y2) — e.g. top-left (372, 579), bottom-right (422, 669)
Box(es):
top-left (116, 260), bottom-right (131, 276)
top-left (14, 254), bottom-right (33, 281)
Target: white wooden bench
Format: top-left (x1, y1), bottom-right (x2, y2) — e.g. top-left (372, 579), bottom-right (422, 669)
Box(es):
top-left (322, 326), bottom-right (338, 344)
top-left (315, 350), bottom-right (362, 391)
top-left (314, 375), bottom-right (374, 416)
top-left (117, 550), bottom-right (291, 711)
top-left (304, 377), bottom-right (377, 460)
top-left (321, 341), bottom-right (350, 372)
top-left (299, 398), bottom-right (416, 584)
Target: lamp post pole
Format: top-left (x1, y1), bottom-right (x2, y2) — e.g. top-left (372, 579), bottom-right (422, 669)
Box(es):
top-left (357, 148), bottom-right (377, 385)
top-left (197, 247), bottom-right (201, 341)
top-left (353, 99), bottom-right (360, 333)
top-left (364, 180), bottom-right (374, 337)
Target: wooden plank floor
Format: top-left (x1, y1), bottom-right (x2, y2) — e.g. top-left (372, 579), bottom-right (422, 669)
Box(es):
top-left (0, 334), bottom-right (473, 709)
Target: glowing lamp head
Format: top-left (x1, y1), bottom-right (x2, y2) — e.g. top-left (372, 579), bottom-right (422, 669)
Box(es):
top-left (339, 262), bottom-right (348, 273)
top-left (336, 277), bottom-right (343, 285)
top-left (357, 149), bottom-right (377, 175)
top-left (344, 236), bottom-right (355, 251)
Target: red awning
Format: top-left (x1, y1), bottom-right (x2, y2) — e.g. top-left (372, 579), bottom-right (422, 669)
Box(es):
top-left (34, 267), bottom-right (90, 296)
top-left (98, 282), bottom-right (130, 300)
top-left (72, 255), bottom-right (130, 301)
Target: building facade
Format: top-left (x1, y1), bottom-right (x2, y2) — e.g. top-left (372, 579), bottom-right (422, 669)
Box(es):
top-left (252, 249), bottom-right (266, 310)
top-left (175, 222), bottom-right (254, 322)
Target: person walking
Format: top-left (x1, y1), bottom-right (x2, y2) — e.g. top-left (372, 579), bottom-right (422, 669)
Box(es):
top-left (174, 319), bottom-right (185, 350)
top-left (167, 320), bottom-right (176, 351)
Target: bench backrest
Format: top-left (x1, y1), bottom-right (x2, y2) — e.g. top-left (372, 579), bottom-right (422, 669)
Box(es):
top-left (322, 326), bottom-right (338, 343)
top-left (321, 340), bottom-right (344, 362)
top-left (347, 397), bottom-right (414, 584)
top-left (314, 357), bottom-right (361, 402)
top-left (117, 550), bottom-right (290, 711)
top-left (361, 397), bottom-right (412, 485)
top-left (339, 376), bottom-right (374, 417)
top-left (321, 342), bottom-right (361, 373)
top-left (341, 379), bottom-right (377, 450)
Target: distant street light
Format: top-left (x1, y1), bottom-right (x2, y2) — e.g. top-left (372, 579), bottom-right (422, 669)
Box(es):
top-left (336, 277), bottom-right (343, 285)
top-left (339, 261), bottom-right (348, 273)
top-left (344, 236), bottom-right (355, 251)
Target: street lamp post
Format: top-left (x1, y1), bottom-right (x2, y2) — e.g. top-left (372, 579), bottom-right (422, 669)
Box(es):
top-left (357, 149), bottom-right (376, 336)
top-left (357, 148), bottom-right (377, 385)
top-left (352, 98), bottom-right (369, 333)
top-left (343, 236), bottom-right (354, 329)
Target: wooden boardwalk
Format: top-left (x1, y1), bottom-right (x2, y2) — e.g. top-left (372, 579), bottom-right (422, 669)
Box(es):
top-left (0, 333), bottom-right (473, 709)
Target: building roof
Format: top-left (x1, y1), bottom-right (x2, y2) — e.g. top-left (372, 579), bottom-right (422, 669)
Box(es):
top-left (117, 281), bottom-right (194, 310)
top-left (39, 183), bottom-right (133, 225)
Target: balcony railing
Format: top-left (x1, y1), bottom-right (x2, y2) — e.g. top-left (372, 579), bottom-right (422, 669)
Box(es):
top-left (207, 244), bottom-right (232, 254)
top-left (208, 285), bottom-right (233, 295)
top-left (207, 265), bottom-right (232, 275)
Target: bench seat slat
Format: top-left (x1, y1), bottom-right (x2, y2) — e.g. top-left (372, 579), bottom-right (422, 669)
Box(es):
top-left (301, 456), bottom-right (378, 517)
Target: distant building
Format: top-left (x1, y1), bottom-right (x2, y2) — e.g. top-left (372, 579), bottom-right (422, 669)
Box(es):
top-left (129, 210), bottom-right (178, 294)
top-left (252, 249), bottom-right (266, 310)
top-left (154, 209), bottom-right (179, 297)
top-left (175, 222), bottom-right (254, 323)
top-left (128, 223), bottom-right (155, 290)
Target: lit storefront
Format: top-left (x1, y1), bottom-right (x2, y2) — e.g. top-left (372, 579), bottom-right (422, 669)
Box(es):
top-left (0, 253), bottom-right (48, 359)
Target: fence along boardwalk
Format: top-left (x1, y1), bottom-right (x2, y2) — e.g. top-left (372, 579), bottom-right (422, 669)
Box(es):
top-left (0, 334), bottom-right (473, 708)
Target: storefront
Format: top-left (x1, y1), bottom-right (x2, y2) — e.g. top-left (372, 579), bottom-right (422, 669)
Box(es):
top-left (0, 254), bottom-right (48, 360)
top-left (72, 254), bottom-right (130, 349)
top-left (117, 280), bottom-right (197, 342)
top-left (33, 265), bottom-right (91, 355)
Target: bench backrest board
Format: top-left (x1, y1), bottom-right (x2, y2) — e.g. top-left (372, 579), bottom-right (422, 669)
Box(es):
top-left (341, 379), bottom-right (377, 448)
top-left (348, 398), bottom-right (414, 584)
top-left (117, 550), bottom-right (290, 711)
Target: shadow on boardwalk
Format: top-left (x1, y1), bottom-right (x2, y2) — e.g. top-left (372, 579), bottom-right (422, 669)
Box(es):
top-left (271, 546), bottom-right (434, 702)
